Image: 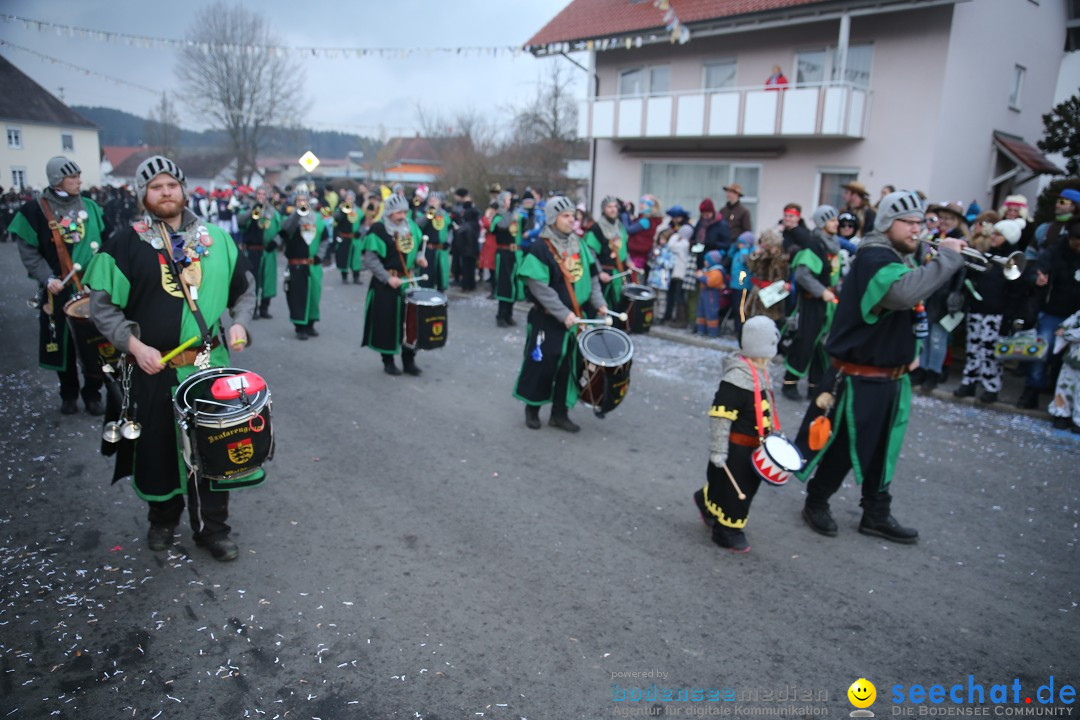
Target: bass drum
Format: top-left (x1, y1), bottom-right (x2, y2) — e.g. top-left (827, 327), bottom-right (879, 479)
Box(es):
top-left (618, 284), bottom-right (656, 334)
top-left (404, 288), bottom-right (448, 350)
top-left (576, 327), bottom-right (633, 417)
top-left (63, 291), bottom-right (117, 381)
top-left (173, 367), bottom-right (273, 490)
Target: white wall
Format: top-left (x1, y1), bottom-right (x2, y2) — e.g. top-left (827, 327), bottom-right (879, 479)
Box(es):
top-left (929, 0), bottom-right (1068, 206)
top-left (1, 122), bottom-right (101, 190)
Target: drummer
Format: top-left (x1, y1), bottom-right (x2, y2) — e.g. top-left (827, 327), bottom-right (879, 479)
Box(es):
top-left (512, 196), bottom-right (608, 432)
top-left (585, 195), bottom-right (631, 313)
top-left (693, 316), bottom-right (782, 552)
top-left (83, 155), bottom-right (256, 562)
top-left (10, 156), bottom-right (110, 415)
top-left (360, 193), bottom-right (429, 376)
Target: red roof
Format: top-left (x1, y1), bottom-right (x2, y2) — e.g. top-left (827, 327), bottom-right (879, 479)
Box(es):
top-left (103, 145), bottom-right (152, 169)
top-left (527, 0), bottom-right (830, 47)
top-left (993, 132), bottom-right (1063, 176)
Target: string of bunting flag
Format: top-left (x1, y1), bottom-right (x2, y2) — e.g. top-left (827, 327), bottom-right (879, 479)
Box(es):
top-left (0, 39), bottom-right (159, 94)
top-left (0, 13), bottom-right (525, 58)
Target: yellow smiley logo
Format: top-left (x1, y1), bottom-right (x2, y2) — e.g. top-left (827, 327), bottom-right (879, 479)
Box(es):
top-left (848, 678), bottom-right (876, 708)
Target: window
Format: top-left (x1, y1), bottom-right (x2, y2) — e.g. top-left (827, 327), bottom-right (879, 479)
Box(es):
top-left (11, 169), bottom-right (27, 190)
top-left (642, 161), bottom-right (761, 227)
top-left (817, 170), bottom-right (859, 209)
top-left (618, 66), bottom-right (670, 96)
top-left (704, 59), bottom-right (737, 90)
top-left (795, 45), bottom-right (873, 88)
top-left (62, 133), bottom-right (74, 151)
top-left (7, 127), bottom-right (22, 149)
top-left (1009, 65), bottom-right (1025, 110)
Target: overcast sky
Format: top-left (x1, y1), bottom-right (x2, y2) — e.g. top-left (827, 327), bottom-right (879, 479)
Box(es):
top-left (0, 0), bottom-right (585, 137)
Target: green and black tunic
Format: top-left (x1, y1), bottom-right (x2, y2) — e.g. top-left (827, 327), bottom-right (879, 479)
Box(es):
top-left (82, 217), bottom-right (256, 498)
top-left (10, 195), bottom-right (107, 371)
top-left (360, 221), bottom-right (422, 354)
top-left (238, 206), bottom-right (281, 299)
top-left (492, 211), bottom-right (523, 303)
top-left (784, 230), bottom-right (840, 381)
top-left (585, 220), bottom-right (629, 310)
top-left (417, 210), bottom-right (451, 291)
top-left (332, 208), bottom-right (361, 271)
top-left (281, 212), bottom-right (325, 325)
top-left (512, 235), bottom-right (602, 408)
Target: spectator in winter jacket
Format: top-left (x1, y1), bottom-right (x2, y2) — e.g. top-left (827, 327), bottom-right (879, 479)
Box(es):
top-left (728, 231), bottom-right (755, 335)
top-left (694, 197), bottom-right (732, 269)
top-left (662, 225), bottom-right (692, 327)
top-left (722, 184), bottom-right (753, 240)
top-left (780, 203), bottom-right (813, 258)
top-left (841, 181), bottom-right (876, 235)
top-left (695, 249), bottom-right (729, 337)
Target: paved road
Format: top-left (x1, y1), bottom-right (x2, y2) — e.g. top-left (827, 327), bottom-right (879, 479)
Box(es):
top-left (0, 243), bottom-right (1076, 719)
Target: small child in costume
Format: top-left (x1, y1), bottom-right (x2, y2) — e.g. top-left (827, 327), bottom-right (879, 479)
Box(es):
top-left (1049, 308), bottom-right (1080, 433)
top-left (694, 249), bottom-right (729, 337)
top-left (693, 316), bottom-right (782, 552)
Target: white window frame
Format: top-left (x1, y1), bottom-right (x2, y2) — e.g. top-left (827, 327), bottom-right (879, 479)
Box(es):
top-left (1009, 65), bottom-right (1025, 111)
top-left (814, 167), bottom-right (860, 210)
top-left (794, 44), bottom-right (873, 88)
top-left (11, 168), bottom-right (28, 190)
top-left (7, 126), bottom-right (23, 149)
top-left (640, 159), bottom-right (763, 228)
top-left (61, 133), bottom-right (74, 151)
top-left (617, 65), bottom-right (671, 97)
top-left (702, 58), bottom-right (738, 91)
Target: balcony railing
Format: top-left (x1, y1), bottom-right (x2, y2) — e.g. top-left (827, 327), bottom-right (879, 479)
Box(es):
top-left (579, 82), bottom-right (870, 140)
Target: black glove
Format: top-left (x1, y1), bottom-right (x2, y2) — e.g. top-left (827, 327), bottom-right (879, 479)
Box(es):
top-left (946, 290), bottom-right (965, 315)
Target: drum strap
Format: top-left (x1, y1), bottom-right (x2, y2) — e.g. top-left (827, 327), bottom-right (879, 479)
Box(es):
top-left (394, 244), bottom-right (413, 286)
top-left (39, 198), bottom-right (83, 293)
top-left (743, 356), bottom-right (779, 436)
top-left (544, 238), bottom-right (584, 328)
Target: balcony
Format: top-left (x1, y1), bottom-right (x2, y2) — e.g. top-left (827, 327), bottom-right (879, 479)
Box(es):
top-left (579, 82), bottom-right (870, 141)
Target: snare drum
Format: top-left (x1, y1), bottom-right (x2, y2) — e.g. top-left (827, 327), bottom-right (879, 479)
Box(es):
top-left (619, 284), bottom-right (656, 334)
top-left (404, 288), bottom-right (448, 351)
top-left (62, 292), bottom-right (115, 380)
top-left (750, 434), bottom-right (805, 487)
top-left (577, 327), bottom-right (634, 416)
top-left (173, 367), bottom-right (273, 490)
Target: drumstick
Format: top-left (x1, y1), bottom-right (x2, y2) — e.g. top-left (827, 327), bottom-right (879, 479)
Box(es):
top-left (721, 463), bottom-right (747, 500)
top-left (60, 263), bottom-right (82, 287)
top-left (400, 274), bottom-right (429, 285)
top-left (606, 310), bottom-right (629, 323)
top-left (609, 268), bottom-right (635, 281)
top-left (159, 335), bottom-right (200, 366)
top-left (576, 317), bottom-right (614, 327)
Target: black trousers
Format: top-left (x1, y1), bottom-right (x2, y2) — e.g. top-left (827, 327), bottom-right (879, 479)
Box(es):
top-left (805, 413), bottom-right (887, 507)
top-left (58, 342), bottom-right (103, 403)
top-left (459, 256), bottom-right (477, 290)
top-left (147, 474), bottom-right (230, 542)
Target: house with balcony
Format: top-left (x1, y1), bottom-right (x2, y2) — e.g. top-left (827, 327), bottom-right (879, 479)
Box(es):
top-left (527, 0), bottom-right (1069, 227)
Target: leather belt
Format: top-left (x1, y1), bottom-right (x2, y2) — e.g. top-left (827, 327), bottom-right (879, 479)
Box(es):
top-left (831, 358), bottom-right (909, 380)
top-left (729, 432), bottom-right (762, 448)
top-left (132, 336), bottom-right (222, 369)
top-left (288, 258), bottom-right (315, 266)
top-left (388, 269), bottom-right (401, 278)
top-left (339, 233), bottom-right (355, 239)
top-left (496, 243), bottom-right (518, 251)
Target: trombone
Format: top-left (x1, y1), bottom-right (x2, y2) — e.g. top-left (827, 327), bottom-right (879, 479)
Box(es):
top-left (924, 238), bottom-right (1026, 281)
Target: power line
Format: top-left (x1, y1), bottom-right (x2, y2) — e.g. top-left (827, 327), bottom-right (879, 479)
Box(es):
top-left (0, 39), bottom-right (159, 94)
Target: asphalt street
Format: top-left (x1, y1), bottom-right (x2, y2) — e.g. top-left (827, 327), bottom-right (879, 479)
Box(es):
top-left (0, 243), bottom-right (1077, 719)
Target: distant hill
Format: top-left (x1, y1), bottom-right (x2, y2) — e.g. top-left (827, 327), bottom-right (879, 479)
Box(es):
top-left (74, 105), bottom-right (381, 159)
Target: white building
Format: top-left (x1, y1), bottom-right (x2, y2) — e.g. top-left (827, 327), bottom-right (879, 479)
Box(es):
top-left (0, 54), bottom-right (101, 191)
top-left (528, 0), bottom-right (1070, 226)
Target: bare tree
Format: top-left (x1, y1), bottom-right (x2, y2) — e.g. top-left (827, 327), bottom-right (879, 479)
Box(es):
top-left (145, 92), bottom-right (180, 158)
top-left (176, 2), bottom-right (304, 184)
top-left (511, 61), bottom-right (579, 145)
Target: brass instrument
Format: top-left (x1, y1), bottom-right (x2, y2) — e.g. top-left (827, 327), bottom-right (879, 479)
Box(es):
top-left (297, 201), bottom-right (310, 217)
top-left (342, 201), bottom-right (354, 215)
top-left (509, 220), bottom-right (520, 237)
top-left (924, 238), bottom-right (1026, 281)
top-left (251, 203), bottom-right (263, 221)
top-left (425, 208), bottom-right (437, 221)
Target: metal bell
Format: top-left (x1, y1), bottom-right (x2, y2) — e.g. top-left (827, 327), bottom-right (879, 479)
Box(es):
top-left (102, 421), bottom-right (122, 443)
top-left (120, 419), bottom-right (142, 440)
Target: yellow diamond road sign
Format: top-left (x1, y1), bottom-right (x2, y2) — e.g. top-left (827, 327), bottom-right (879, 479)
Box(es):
top-left (299, 151), bottom-right (320, 173)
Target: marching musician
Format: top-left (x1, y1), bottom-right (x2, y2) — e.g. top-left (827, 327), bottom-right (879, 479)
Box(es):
top-left (360, 193), bottom-right (428, 376)
top-left (83, 155), bottom-right (255, 561)
top-left (781, 205), bottom-right (841, 401)
top-left (693, 315), bottom-right (781, 552)
top-left (512, 196), bottom-right (608, 432)
top-left (333, 190), bottom-right (363, 284)
top-left (585, 195), bottom-right (630, 313)
top-left (280, 189), bottom-right (327, 340)
top-left (793, 191), bottom-right (966, 544)
top-left (418, 191), bottom-right (451, 292)
top-left (492, 190), bottom-right (521, 327)
top-left (236, 185), bottom-right (281, 319)
top-left (10, 156), bottom-right (110, 415)
top-left (515, 189), bottom-right (544, 255)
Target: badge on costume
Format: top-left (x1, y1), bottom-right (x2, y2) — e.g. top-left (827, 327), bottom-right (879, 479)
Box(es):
top-left (395, 231), bottom-right (415, 254)
top-left (565, 253), bottom-right (584, 283)
top-left (159, 256), bottom-right (184, 298)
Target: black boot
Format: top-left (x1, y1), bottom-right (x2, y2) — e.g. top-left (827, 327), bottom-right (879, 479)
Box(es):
top-left (953, 382), bottom-right (976, 398)
top-left (802, 501), bottom-right (838, 537)
top-left (711, 524), bottom-right (750, 552)
top-left (306, 322), bottom-right (319, 338)
top-left (341, 272), bottom-right (349, 283)
top-left (693, 488), bottom-right (712, 527)
top-left (353, 271), bottom-right (362, 285)
top-left (920, 371), bottom-right (940, 393)
top-left (525, 405), bottom-right (541, 429)
top-left (147, 525), bottom-right (175, 551)
top-left (858, 492), bottom-right (918, 544)
top-left (402, 351), bottom-right (421, 376)
top-left (1016, 386), bottom-right (1039, 409)
top-left (383, 356), bottom-right (402, 376)
top-left (548, 405), bottom-right (580, 433)
top-left (782, 378), bottom-right (802, 401)
top-left (295, 326), bottom-right (309, 341)
top-left (259, 299), bottom-right (272, 319)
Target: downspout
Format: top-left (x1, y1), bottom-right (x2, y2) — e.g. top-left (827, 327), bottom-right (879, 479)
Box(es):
top-left (561, 50), bottom-right (599, 212)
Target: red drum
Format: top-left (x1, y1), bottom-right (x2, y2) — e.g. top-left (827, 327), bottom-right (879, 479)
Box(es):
top-left (750, 434), bottom-right (805, 486)
top-left (577, 327), bottom-right (634, 416)
top-left (404, 288), bottom-right (448, 351)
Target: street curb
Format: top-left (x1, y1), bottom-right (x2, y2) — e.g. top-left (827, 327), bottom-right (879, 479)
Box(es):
top-left (444, 288), bottom-right (1055, 422)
